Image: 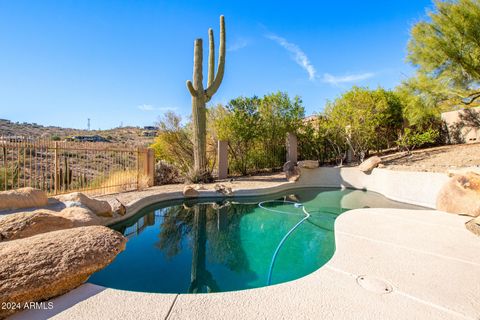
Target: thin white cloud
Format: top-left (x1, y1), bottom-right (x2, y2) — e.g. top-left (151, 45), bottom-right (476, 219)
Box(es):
top-left (322, 72), bottom-right (375, 85)
top-left (137, 104), bottom-right (177, 112)
top-left (227, 38), bottom-right (249, 52)
top-left (266, 33), bottom-right (316, 81)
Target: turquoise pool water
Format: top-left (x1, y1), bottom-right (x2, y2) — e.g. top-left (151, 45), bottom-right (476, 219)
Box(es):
top-left (89, 187), bottom-right (422, 293)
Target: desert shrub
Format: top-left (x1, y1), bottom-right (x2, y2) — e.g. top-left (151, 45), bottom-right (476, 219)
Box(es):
top-left (184, 169), bottom-right (214, 184)
top-left (155, 160), bottom-right (184, 185)
top-left (150, 111), bottom-right (218, 179)
top-left (396, 128), bottom-right (439, 153)
top-left (150, 112), bottom-right (194, 174)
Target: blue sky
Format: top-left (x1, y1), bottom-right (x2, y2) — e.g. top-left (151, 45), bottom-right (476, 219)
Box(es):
top-left (0, 0), bottom-right (433, 129)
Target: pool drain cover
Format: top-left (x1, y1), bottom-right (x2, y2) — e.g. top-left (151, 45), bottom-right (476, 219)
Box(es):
top-left (356, 275), bottom-right (393, 294)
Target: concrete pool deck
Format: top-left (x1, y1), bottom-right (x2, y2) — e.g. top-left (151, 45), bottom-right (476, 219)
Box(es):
top-left (9, 167), bottom-right (480, 319)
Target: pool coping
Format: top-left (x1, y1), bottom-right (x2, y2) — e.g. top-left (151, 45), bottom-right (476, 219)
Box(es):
top-left (106, 167), bottom-right (450, 227)
top-left (10, 167), bottom-right (480, 320)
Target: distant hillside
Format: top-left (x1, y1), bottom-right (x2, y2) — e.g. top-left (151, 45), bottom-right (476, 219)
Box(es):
top-left (0, 119), bottom-right (156, 146)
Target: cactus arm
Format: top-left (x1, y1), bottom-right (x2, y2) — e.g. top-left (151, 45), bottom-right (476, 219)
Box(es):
top-left (207, 28), bottom-right (215, 88)
top-left (186, 80), bottom-right (197, 96)
top-left (205, 15), bottom-right (225, 101)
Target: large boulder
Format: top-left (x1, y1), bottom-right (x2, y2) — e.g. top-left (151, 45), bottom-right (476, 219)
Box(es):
top-left (57, 192), bottom-right (113, 217)
top-left (297, 160), bottom-right (319, 169)
top-left (436, 172), bottom-right (480, 217)
top-left (183, 185), bottom-right (199, 197)
top-left (0, 207), bottom-right (102, 242)
top-left (107, 198), bottom-right (126, 216)
top-left (358, 156), bottom-right (382, 172)
top-left (0, 226), bottom-right (126, 318)
top-left (0, 188), bottom-right (48, 211)
top-left (283, 161), bottom-right (300, 182)
top-left (56, 207), bottom-right (103, 227)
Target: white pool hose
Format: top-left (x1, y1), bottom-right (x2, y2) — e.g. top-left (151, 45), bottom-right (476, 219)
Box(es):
top-left (258, 200), bottom-right (310, 285)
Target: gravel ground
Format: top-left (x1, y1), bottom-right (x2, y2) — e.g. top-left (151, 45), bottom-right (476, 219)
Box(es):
top-left (380, 143), bottom-right (480, 173)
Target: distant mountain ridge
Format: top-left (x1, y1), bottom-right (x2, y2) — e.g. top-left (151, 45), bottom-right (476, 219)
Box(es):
top-left (0, 119), bottom-right (155, 146)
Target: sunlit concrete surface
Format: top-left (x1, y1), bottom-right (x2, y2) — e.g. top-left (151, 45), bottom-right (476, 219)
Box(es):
top-left (9, 168), bottom-right (480, 320)
top-left (12, 208), bottom-right (479, 320)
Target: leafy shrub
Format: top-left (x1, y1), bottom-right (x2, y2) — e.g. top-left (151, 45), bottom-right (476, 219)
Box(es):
top-left (213, 92), bottom-right (304, 175)
top-left (396, 128), bottom-right (439, 153)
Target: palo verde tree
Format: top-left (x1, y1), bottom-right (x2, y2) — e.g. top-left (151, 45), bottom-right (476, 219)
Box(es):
top-left (186, 15), bottom-right (226, 181)
top-left (325, 87), bottom-right (403, 162)
top-left (408, 0), bottom-right (480, 105)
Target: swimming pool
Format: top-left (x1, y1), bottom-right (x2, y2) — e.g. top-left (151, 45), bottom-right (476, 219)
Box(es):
top-left (89, 187), bottom-right (423, 293)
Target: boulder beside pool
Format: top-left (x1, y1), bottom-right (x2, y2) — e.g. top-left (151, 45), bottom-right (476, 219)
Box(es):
top-left (436, 172), bottom-right (480, 217)
top-left (358, 156), bottom-right (382, 172)
top-left (0, 187), bottom-right (48, 211)
top-left (0, 207), bottom-right (103, 242)
top-left (183, 185), bottom-right (200, 197)
top-left (57, 192), bottom-right (113, 217)
top-left (0, 226), bottom-right (126, 318)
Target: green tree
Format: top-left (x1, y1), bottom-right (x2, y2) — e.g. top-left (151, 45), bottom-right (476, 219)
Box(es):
top-left (408, 0), bottom-right (480, 105)
top-left (214, 96), bottom-right (261, 175)
top-left (212, 92), bottom-right (305, 175)
top-left (325, 87), bottom-right (403, 162)
top-left (297, 116), bottom-right (347, 165)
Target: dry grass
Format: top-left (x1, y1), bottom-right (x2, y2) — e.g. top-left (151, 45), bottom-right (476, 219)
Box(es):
top-left (81, 170), bottom-right (149, 196)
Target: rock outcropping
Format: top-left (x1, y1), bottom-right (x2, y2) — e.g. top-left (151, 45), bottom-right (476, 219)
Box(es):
top-left (183, 185), bottom-right (199, 197)
top-left (0, 207), bottom-right (103, 242)
top-left (0, 188), bottom-right (48, 211)
top-left (436, 172), bottom-right (480, 217)
top-left (57, 192), bottom-right (113, 217)
top-left (0, 226), bottom-right (126, 318)
top-left (358, 156), bottom-right (382, 172)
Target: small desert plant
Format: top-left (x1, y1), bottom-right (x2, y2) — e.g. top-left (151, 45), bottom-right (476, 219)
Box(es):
top-left (185, 169), bottom-right (214, 184)
top-left (155, 160), bottom-right (184, 185)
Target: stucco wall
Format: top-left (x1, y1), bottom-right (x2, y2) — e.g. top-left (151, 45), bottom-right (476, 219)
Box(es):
top-left (297, 167), bottom-right (449, 209)
top-left (441, 106), bottom-right (480, 143)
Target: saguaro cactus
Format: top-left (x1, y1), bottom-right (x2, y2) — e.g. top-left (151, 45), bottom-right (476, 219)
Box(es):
top-left (186, 15), bottom-right (226, 178)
